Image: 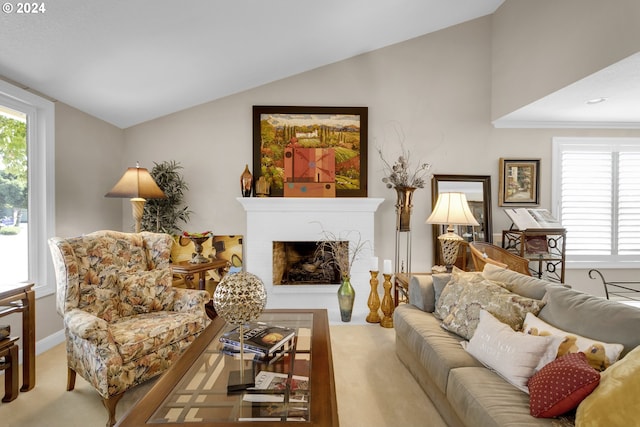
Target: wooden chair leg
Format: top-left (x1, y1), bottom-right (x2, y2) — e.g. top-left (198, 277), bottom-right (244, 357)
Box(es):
top-left (102, 393), bottom-right (124, 427)
top-left (66, 367), bottom-right (76, 391)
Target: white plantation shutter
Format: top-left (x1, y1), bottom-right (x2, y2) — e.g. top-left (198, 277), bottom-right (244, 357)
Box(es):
top-left (553, 138), bottom-right (640, 264)
top-left (618, 152), bottom-right (640, 255)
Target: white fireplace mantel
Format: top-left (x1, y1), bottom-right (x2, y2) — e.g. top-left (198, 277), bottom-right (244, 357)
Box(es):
top-left (237, 197), bottom-right (384, 324)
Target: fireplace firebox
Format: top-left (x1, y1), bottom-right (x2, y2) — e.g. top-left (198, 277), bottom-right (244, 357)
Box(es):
top-left (272, 241), bottom-right (347, 285)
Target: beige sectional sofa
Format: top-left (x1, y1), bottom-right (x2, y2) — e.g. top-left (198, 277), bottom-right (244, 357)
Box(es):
top-left (394, 264), bottom-right (640, 427)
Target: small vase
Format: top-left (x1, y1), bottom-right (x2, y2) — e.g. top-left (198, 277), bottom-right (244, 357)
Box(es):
top-left (188, 236), bottom-right (210, 264)
top-left (395, 186), bottom-right (416, 232)
top-left (337, 275), bottom-right (355, 322)
top-left (240, 164), bottom-right (253, 197)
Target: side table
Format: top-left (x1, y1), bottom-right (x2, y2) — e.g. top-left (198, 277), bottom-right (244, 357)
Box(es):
top-left (0, 336), bottom-right (19, 402)
top-left (0, 283), bottom-right (35, 392)
top-left (171, 260), bottom-right (230, 320)
top-left (171, 259), bottom-right (229, 290)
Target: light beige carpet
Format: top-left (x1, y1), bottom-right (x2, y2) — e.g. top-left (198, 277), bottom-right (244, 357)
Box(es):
top-left (0, 325), bottom-right (446, 427)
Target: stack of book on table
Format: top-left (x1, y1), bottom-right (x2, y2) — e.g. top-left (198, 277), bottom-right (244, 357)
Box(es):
top-left (220, 322), bottom-right (296, 363)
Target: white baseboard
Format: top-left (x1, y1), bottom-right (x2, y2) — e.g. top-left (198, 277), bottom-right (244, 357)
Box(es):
top-left (36, 329), bottom-right (65, 354)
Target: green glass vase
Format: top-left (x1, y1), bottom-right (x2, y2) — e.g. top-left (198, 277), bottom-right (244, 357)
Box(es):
top-left (337, 276), bottom-right (355, 322)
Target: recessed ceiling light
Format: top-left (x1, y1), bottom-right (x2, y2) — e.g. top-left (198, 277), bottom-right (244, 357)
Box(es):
top-left (586, 97), bottom-right (607, 105)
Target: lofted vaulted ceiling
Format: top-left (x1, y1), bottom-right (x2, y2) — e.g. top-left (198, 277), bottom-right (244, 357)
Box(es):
top-left (1, 0), bottom-right (638, 129)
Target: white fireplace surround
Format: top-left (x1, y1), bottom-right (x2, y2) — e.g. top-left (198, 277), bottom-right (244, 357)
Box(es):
top-left (237, 197), bottom-right (384, 324)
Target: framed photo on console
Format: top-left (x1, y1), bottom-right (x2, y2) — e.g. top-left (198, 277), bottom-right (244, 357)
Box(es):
top-left (498, 158), bottom-right (540, 206)
top-left (252, 105), bottom-right (368, 197)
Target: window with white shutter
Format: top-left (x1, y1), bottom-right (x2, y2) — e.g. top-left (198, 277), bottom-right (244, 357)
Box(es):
top-left (552, 138), bottom-right (640, 266)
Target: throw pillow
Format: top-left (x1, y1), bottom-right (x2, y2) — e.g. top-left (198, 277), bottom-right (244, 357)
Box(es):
top-left (434, 268), bottom-right (484, 320)
top-left (462, 310), bottom-right (563, 393)
top-left (523, 312), bottom-right (624, 371)
top-left (118, 269), bottom-right (175, 317)
top-left (408, 274), bottom-right (436, 312)
top-left (575, 345), bottom-right (640, 427)
top-left (528, 352), bottom-right (600, 418)
top-left (432, 273), bottom-right (451, 304)
top-left (482, 263), bottom-right (555, 300)
top-left (441, 278), bottom-right (545, 340)
top-left (538, 286), bottom-right (640, 358)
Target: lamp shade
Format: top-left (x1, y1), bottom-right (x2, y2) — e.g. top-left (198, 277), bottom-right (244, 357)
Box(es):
top-left (105, 164), bottom-right (166, 199)
top-left (426, 192), bottom-right (479, 226)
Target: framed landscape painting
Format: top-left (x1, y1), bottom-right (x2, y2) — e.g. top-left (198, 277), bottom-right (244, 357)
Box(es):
top-left (498, 158), bottom-right (540, 206)
top-left (252, 105), bottom-right (368, 197)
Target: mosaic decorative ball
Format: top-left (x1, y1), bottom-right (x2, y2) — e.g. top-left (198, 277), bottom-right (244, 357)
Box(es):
top-left (213, 272), bottom-right (267, 325)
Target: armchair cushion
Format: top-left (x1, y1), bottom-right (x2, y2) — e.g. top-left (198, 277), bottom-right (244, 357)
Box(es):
top-left (118, 269), bottom-right (175, 316)
top-left (110, 311), bottom-right (207, 364)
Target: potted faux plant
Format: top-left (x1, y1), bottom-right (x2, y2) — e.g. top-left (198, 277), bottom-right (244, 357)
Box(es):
top-left (141, 160), bottom-right (192, 234)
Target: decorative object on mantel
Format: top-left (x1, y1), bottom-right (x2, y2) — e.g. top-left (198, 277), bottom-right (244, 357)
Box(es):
top-left (255, 176), bottom-right (270, 197)
top-left (213, 271), bottom-right (267, 392)
top-left (240, 164), bottom-right (253, 197)
top-left (426, 192), bottom-right (479, 272)
top-left (366, 256), bottom-right (381, 323)
top-left (315, 224), bottom-right (371, 322)
top-left (378, 122), bottom-right (431, 275)
top-left (182, 231), bottom-right (213, 264)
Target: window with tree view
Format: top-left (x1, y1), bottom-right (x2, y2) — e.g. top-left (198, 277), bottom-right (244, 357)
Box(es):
top-left (0, 106), bottom-right (28, 282)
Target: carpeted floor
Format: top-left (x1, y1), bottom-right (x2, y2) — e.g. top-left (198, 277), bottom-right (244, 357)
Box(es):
top-left (0, 324), bottom-right (446, 427)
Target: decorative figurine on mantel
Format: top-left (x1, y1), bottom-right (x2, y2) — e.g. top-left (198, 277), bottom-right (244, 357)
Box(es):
top-left (241, 164), bottom-right (253, 197)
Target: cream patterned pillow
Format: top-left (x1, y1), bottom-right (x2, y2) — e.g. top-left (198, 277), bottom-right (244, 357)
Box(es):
top-left (523, 312), bottom-right (623, 371)
top-left (433, 268), bottom-right (484, 320)
top-left (118, 269), bottom-right (175, 317)
top-left (440, 278), bottom-right (546, 340)
top-left (463, 310), bottom-right (563, 393)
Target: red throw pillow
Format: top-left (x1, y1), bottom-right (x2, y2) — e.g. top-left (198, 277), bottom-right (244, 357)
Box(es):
top-left (528, 352), bottom-right (600, 418)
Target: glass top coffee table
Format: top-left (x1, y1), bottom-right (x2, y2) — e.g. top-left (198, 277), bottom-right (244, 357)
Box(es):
top-left (116, 309), bottom-right (339, 426)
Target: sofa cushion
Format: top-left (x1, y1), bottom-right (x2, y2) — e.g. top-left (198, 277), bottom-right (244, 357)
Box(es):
top-left (447, 367), bottom-right (565, 427)
top-left (528, 352), bottom-right (600, 418)
top-left (523, 312), bottom-right (624, 371)
top-left (110, 310), bottom-right (206, 364)
top-left (394, 304), bottom-right (483, 395)
top-left (482, 263), bottom-right (555, 300)
top-left (440, 278), bottom-right (545, 340)
top-left (538, 286), bottom-right (640, 356)
top-left (575, 345), bottom-right (640, 427)
top-left (462, 310), bottom-right (562, 392)
top-left (119, 269), bottom-right (176, 317)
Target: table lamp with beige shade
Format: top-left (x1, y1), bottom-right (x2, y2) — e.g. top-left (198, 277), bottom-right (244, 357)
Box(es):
top-left (105, 162), bottom-right (166, 233)
top-left (426, 192), bottom-right (479, 272)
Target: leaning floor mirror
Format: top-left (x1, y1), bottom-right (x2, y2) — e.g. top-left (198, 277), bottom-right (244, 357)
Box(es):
top-left (430, 174), bottom-right (492, 270)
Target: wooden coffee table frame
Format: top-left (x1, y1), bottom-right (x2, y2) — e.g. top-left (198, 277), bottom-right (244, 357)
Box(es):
top-left (116, 309), bottom-right (339, 427)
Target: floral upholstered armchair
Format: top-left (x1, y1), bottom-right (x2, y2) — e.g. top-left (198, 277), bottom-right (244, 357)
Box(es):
top-left (48, 230), bottom-right (210, 427)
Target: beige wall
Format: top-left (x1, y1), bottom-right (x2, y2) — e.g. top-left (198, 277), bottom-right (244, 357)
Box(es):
top-left (35, 103), bottom-right (124, 342)
top-left (491, 0), bottom-right (640, 120)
